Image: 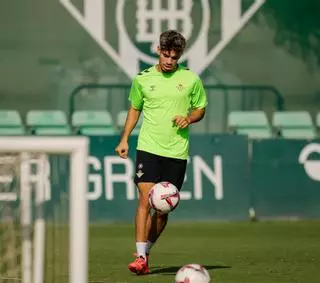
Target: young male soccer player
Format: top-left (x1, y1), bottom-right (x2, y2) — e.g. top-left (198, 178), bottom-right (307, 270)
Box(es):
top-left (115, 30), bottom-right (207, 275)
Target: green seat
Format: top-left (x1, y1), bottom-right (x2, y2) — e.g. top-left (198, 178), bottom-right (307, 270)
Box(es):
top-left (0, 110), bottom-right (25, 135)
top-left (117, 110), bottom-right (143, 135)
top-left (228, 111), bottom-right (272, 139)
top-left (72, 111), bottom-right (116, 135)
top-left (272, 111), bottom-right (317, 139)
top-left (27, 110), bottom-right (71, 135)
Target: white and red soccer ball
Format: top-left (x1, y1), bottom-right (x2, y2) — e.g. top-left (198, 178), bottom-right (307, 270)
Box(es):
top-left (175, 264), bottom-right (211, 283)
top-left (148, 181), bottom-right (180, 214)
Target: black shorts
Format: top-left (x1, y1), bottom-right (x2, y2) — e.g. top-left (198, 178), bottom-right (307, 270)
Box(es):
top-left (134, 150), bottom-right (187, 191)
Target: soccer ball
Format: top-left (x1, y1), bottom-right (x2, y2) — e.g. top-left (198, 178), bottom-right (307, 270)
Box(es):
top-left (175, 264), bottom-right (211, 283)
top-left (148, 182), bottom-right (180, 214)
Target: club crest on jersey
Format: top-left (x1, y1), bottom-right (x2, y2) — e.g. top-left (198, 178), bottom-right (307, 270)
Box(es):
top-left (176, 84), bottom-right (184, 92)
top-left (136, 170), bottom-right (144, 178)
top-left (60, 0), bottom-right (265, 78)
top-left (149, 85), bottom-right (156, 92)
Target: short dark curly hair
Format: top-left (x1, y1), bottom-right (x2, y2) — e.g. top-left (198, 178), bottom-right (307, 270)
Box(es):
top-left (159, 30), bottom-right (186, 54)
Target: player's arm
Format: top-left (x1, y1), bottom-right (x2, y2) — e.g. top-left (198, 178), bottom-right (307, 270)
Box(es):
top-left (115, 77), bottom-right (144, 158)
top-left (188, 107), bottom-right (206, 124)
top-left (120, 107), bottom-right (141, 142)
top-left (115, 107), bottom-right (141, 159)
top-left (173, 108), bottom-right (206, 129)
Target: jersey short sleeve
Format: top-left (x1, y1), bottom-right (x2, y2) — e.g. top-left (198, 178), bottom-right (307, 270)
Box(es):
top-left (191, 77), bottom-right (208, 109)
top-left (128, 77), bottom-right (144, 110)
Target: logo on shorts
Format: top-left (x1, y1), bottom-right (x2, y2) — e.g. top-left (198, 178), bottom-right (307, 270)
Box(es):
top-left (176, 84), bottom-right (184, 92)
top-left (136, 170), bottom-right (144, 178)
top-left (136, 163), bottom-right (144, 178)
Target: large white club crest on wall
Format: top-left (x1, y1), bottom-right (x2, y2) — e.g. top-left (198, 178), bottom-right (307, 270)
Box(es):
top-left (60, 0), bottom-right (265, 78)
top-left (136, 0), bottom-right (193, 52)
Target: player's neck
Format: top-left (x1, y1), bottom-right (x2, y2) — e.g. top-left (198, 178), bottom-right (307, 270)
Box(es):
top-left (156, 64), bottom-right (178, 73)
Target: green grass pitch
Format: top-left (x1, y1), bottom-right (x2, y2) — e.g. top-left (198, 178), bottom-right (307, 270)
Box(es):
top-left (86, 221), bottom-right (320, 283)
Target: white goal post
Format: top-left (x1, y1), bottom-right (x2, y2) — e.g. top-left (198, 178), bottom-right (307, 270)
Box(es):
top-left (0, 136), bottom-right (89, 283)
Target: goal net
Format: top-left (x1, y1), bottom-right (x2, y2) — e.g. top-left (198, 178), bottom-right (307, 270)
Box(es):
top-left (0, 137), bottom-right (88, 283)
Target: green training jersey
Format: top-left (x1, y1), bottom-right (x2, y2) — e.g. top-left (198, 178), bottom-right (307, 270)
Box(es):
top-left (129, 65), bottom-right (207, 160)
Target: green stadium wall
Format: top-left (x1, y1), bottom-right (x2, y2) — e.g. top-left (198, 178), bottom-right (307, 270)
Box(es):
top-left (3, 135), bottom-right (318, 222)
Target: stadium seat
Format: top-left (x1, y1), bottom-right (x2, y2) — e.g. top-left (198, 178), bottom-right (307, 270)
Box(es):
top-left (228, 111), bottom-right (272, 139)
top-left (0, 110), bottom-right (25, 135)
top-left (117, 110), bottom-right (143, 135)
top-left (26, 110), bottom-right (71, 135)
top-left (72, 110), bottom-right (116, 135)
top-left (272, 111), bottom-right (317, 139)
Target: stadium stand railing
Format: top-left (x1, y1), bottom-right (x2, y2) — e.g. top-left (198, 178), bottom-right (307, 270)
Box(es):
top-left (68, 83), bottom-right (285, 133)
top-left (0, 109), bottom-right (319, 140)
top-left (117, 110), bottom-right (143, 135)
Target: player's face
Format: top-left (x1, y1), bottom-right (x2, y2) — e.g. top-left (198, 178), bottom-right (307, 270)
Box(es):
top-left (158, 49), bottom-right (181, 72)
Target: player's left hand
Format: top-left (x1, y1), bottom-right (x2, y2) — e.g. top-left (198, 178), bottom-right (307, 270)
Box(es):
top-left (172, 116), bottom-right (191, 129)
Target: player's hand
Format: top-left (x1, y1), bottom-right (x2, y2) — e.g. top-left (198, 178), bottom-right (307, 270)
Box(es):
top-left (115, 141), bottom-right (129, 159)
top-left (172, 116), bottom-right (191, 129)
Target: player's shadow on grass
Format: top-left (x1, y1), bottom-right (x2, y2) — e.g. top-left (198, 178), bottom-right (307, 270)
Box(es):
top-left (150, 265), bottom-right (231, 275)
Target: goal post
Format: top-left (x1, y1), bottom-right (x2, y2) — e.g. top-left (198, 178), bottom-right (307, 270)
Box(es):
top-left (0, 136), bottom-right (89, 283)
